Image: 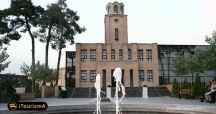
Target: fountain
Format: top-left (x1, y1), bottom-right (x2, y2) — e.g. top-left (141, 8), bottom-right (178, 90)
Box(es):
top-left (94, 67), bottom-right (126, 114)
top-left (9, 70), bottom-right (211, 114)
top-left (113, 67), bottom-right (126, 114)
top-left (94, 74), bottom-right (102, 114)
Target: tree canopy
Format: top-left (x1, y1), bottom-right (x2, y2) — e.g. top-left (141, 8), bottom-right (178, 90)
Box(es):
top-left (0, 0), bottom-right (45, 70)
top-left (21, 61), bottom-right (56, 85)
top-left (176, 31), bottom-right (216, 79)
top-left (205, 31), bottom-right (216, 71)
top-left (35, 0), bottom-right (85, 69)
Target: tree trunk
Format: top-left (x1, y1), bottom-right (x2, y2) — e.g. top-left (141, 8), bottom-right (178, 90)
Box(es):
top-left (32, 79), bottom-right (35, 95)
top-left (45, 25), bottom-right (53, 68)
top-left (25, 17), bottom-right (35, 70)
top-left (31, 36), bottom-right (35, 70)
top-left (56, 48), bottom-right (62, 86)
top-left (25, 17), bottom-right (36, 94)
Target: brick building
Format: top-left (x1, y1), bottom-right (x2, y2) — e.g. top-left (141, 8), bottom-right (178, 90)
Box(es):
top-left (68, 1), bottom-right (160, 88)
top-left (65, 1), bottom-right (214, 89)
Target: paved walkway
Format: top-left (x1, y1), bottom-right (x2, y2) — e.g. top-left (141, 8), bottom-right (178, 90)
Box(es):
top-left (0, 97), bottom-right (216, 113)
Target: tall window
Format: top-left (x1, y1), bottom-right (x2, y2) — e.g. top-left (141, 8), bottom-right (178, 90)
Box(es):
top-left (147, 49), bottom-right (152, 64)
top-left (147, 70), bottom-right (153, 81)
top-left (111, 69), bottom-right (115, 87)
top-left (119, 49), bottom-right (123, 60)
top-left (121, 69), bottom-right (124, 84)
top-left (66, 58), bottom-right (72, 67)
top-left (80, 70), bottom-right (87, 81)
top-left (128, 49), bottom-right (132, 60)
top-left (137, 49), bottom-right (144, 61)
top-left (111, 49), bottom-right (115, 60)
top-left (102, 49), bottom-right (107, 60)
top-left (115, 28), bottom-right (119, 41)
top-left (90, 70), bottom-right (96, 81)
top-left (80, 49), bottom-right (87, 61)
top-left (130, 69), bottom-right (133, 87)
top-left (90, 49), bottom-right (96, 61)
top-left (139, 70), bottom-right (145, 81)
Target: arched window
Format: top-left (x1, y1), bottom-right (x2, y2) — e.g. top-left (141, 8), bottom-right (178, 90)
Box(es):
top-left (115, 28), bottom-right (119, 41)
top-left (114, 5), bottom-right (118, 13)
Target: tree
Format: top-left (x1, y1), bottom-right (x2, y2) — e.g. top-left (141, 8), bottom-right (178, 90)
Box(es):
top-left (191, 75), bottom-right (205, 97)
top-left (172, 79), bottom-right (179, 97)
top-left (36, 0), bottom-right (85, 71)
top-left (0, 0), bottom-right (44, 70)
top-left (0, 15), bottom-right (19, 46)
top-left (205, 31), bottom-right (216, 71)
top-left (36, 2), bottom-right (63, 68)
top-left (176, 50), bottom-right (206, 83)
top-left (21, 61), bottom-right (56, 96)
top-left (21, 61), bottom-right (56, 85)
top-left (48, 0), bottom-right (85, 86)
top-left (0, 78), bottom-right (18, 102)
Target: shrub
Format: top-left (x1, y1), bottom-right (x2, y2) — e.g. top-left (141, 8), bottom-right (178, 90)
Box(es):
top-left (172, 79), bottom-right (179, 97)
top-left (0, 79), bottom-right (19, 102)
top-left (192, 75), bottom-right (205, 97)
top-left (34, 83), bottom-right (41, 98)
top-left (59, 90), bottom-right (68, 98)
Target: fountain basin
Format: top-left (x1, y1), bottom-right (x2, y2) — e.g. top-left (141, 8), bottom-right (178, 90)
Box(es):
top-left (2, 104), bottom-right (215, 114)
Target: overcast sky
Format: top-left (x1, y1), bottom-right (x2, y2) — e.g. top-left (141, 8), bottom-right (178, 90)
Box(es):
top-left (1, 0), bottom-right (216, 74)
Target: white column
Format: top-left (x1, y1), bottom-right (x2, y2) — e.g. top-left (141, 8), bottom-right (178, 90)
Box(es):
top-left (106, 87), bottom-right (111, 98)
top-left (54, 86), bottom-right (59, 97)
top-left (41, 86), bottom-right (46, 98)
top-left (142, 86), bottom-right (148, 99)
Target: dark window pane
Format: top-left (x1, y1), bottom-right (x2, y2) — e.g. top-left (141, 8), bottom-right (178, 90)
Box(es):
top-left (137, 49), bottom-right (144, 61)
top-left (80, 49), bottom-right (87, 61)
top-left (128, 49), bottom-right (132, 60)
top-left (139, 70), bottom-right (145, 81)
top-left (90, 49), bottom-right (96, 61)
top-left (80, 70), bottom-right (87, 81)
top-left (111, 49), bottom-right (115, 60)
top-left (90, 70), bottom-right (96, 81)
top-left (115, 28), bottom-right (119, 41)
top-left (119, 49), bottom-right (123, 60)
top-left (102, 49), bottom-right (107, 60)
top-left (147, 70), bottom-right (153, 81)
top-left (147, 49), bottom-right (152, 64)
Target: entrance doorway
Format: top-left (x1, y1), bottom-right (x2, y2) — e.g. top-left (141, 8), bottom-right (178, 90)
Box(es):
top-left (111, 69), bottom-right (115, 87)
top-left (122, 69), bottom-right (124, 84)
top-left (102, 69), bottom-right (106, 88)
top-left (130, 69), bottom-right (133, 87)
top-left (111, 69), bottom-right (124, 87)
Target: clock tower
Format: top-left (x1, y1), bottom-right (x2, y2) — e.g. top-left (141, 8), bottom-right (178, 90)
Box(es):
top-left (105, 1), bottom-right (128, 44)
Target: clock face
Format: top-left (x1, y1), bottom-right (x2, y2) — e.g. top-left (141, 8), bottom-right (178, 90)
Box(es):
top-left (114, 18), bottom-right (119, 22)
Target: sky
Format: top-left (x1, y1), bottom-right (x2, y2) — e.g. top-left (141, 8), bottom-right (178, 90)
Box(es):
top-left (0, 0), bottom-right (216, 74)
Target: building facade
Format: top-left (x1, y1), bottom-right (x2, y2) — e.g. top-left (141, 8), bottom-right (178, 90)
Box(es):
top-left (73, 2), bottom-right (160, 88)
top-left (65, 1), bottom-right (214, 89)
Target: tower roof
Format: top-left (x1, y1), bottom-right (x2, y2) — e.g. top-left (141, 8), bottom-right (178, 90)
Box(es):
top-left (106, 1), bottom-right (124, 15)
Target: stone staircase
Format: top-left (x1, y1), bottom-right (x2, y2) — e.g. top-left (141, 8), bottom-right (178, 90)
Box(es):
top-left (68, 87), bottom-right (170, 98)
top-left (110, 87), bottom-right (142, 97)
top-left (148, 87), bottom-right (171, 97)
top-left (69, 88), bottom-right (106, 98)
